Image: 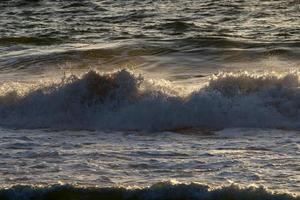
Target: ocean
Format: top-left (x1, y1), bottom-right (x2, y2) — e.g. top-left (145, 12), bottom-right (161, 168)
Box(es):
top-left (0, 0), bottom-right (299, 199)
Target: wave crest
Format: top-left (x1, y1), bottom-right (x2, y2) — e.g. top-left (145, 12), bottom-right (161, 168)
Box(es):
top-left (58, 69), bottom-right (143, 105)
top-left (207, 71), bottom-right (299, 96)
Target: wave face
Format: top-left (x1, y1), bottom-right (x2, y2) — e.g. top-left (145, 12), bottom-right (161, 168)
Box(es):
top-left (0, 183), bottom-right (298, 200)
top-left (1, 69), bottom-right (300, 131)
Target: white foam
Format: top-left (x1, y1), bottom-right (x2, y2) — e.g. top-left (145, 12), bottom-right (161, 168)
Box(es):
top-left (0, 182), bottom-right (298, 200)
top-left (1, 69), bottom-right (300, 131)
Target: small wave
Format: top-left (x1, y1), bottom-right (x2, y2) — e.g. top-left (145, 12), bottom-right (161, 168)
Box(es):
top-left (101, 11), bottom-right (155, 23)
top-left (0, 45), bottom-right (173, 73)
top-left (0, 37), bottom-right (63, 46)
top-left (1, 69), bottom-right (300, 131)
top-left (146, 21), bottom-right (198, 33)
top-left (0, 182), bottom-right (298, 200)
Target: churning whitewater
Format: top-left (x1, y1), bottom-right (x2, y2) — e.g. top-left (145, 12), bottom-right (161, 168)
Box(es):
top-left (1, 69), bottom-right (300, 131)
top-left (1, 183), bottom-right (299, 200)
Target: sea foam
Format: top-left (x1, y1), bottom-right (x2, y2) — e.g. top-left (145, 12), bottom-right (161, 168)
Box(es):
top-left (0, 182), bottom-right (298, 200)
top-left (1, 69), bottom-right (300, 131)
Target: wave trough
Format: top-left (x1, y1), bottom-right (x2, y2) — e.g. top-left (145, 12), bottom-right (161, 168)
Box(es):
top-left (1, 69), bottom-right (300, 131)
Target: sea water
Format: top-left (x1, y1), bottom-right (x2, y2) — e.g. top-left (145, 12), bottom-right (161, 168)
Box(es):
top-left (0, 0), bottom-right (299, 199)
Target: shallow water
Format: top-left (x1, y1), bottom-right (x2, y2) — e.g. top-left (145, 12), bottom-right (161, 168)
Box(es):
top-left (0, 128), bottom-right (299, 196)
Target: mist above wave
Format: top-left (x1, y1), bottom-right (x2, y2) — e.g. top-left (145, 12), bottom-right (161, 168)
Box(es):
top-left (1, 69), bottom-right (300, 131)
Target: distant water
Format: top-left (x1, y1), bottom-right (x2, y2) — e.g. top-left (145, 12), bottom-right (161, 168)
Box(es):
top-left (0, 0), bottom-right (299, 80)
top-left (0, 0), bottom-right (299, 199)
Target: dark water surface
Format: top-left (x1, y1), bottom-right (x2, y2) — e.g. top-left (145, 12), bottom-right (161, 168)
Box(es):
top-left (0, 0), bottom-right (299, 79)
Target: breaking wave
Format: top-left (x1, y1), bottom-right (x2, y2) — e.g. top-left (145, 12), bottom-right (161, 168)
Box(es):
top-left (0, 182), bottom-right (298, 200)
top-left (1, 69), bottom-right (300, 131)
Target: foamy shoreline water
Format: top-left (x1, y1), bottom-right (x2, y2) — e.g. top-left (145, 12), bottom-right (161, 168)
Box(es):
top-left (0, 128), bottom-right (299, 196)
top-left (1, 183), bottom-right (299, 200)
